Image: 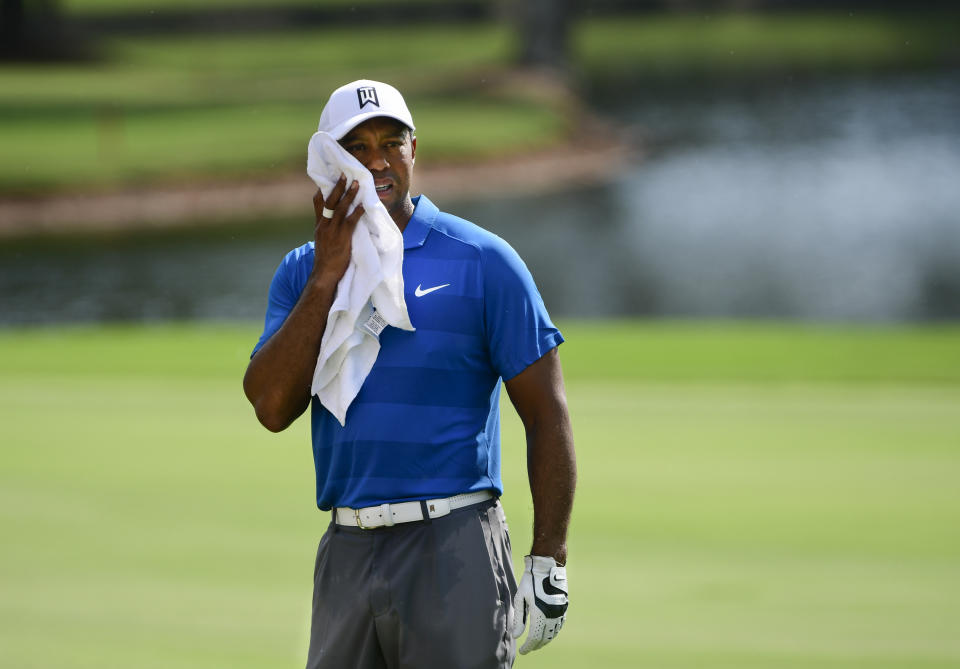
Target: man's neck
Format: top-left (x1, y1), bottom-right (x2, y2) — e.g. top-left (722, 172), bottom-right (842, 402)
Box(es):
top-left (390, 196), bottom-right (416, 233)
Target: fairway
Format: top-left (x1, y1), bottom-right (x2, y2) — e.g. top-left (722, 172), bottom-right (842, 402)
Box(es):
top-left (1, 322), bottom-right (959, 668)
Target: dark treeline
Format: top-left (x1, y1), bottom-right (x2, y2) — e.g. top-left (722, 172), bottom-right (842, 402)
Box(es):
top-left (1, 0), bottom-right (955, 63)
top-left (10, 0), bottom-right (959, 35)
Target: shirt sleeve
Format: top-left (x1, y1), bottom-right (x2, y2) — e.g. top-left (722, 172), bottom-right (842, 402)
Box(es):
top-left (251, 249), bottom-right (307, 357)
top-left (481, 235), bottom-right (564, 380)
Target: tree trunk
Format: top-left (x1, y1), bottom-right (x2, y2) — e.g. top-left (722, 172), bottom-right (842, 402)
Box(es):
top-left (1, 0), bottom-right (92, 61)
top-left (513, 0), bottom-right (572, 74)
top-left (0, 0), bottom-right (26, 57)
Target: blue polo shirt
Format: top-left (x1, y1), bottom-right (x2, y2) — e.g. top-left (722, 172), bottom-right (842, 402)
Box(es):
top-left (253, 195), bottom-right (563, 510)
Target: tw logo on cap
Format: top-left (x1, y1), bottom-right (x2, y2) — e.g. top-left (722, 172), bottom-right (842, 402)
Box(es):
top-left (357, 86), bottom-right (379, 109)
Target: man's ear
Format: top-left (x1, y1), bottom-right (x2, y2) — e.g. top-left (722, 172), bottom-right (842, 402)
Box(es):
top-left (411, 136), bottom-right (417, 163)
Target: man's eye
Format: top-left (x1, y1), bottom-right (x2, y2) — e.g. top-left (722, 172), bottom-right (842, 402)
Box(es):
top-left (346, 144), bottom-right (363, 153)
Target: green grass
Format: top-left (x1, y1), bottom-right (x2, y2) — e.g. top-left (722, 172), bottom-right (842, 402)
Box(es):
top-left (0, 23), bottom-right (556, 193)
top-left (2, 321), bottom-right (959, 667)
top-left (5, 24), bottom-right (511, 110)
top-left (0, 96), bottom-right (562, 191)
top-left (2, 11), bottom-right (957, 194)
top-left (576, 11), bottom-right (960, 79)
top-left (557, 320), bottom-right (960, 384)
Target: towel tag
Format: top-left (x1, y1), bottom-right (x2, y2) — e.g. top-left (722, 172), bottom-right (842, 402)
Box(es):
top-left (360, 310), bottom-right (389, 338)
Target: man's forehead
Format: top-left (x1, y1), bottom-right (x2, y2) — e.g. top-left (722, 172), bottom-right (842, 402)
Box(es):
top-left (342, 116), bottom-right (409, 140)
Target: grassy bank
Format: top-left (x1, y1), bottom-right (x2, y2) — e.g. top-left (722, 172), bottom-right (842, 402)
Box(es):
top-left (578, 11), bottom-right (960, 80)
top-left (1, 11), bottom-right (957, 194)
top-left (2, 321), bottom-right (959, 667)
top-left (0, 23), bottom-right (565, 194)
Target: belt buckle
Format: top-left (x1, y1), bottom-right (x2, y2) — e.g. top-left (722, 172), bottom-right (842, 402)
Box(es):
top-left (354, 508), bottom-right (371, 530)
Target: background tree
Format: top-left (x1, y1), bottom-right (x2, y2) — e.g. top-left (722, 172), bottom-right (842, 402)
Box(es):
top-left (1, 0), bottom-right (85, 61)
top-left (511, 0), bottom-right (573, 74)
top-left (0, 0), bottom-right (26, 58)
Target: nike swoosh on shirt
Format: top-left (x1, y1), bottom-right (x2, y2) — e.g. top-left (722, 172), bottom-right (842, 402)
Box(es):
top-left (414, 283), bottom-right (450, 297)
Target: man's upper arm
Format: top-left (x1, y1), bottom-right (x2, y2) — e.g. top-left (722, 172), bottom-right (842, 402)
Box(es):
top-left (504, 347), bottom-right (568, 429)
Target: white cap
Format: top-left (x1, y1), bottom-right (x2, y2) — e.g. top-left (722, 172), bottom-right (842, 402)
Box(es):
top-left (317, 79), bottom-right (415, 140)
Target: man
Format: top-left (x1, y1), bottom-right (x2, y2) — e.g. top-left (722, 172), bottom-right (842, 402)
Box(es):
top-left (243, 80), bottom-right (576, 669)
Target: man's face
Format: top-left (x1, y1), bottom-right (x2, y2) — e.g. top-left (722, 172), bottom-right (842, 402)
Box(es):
top-left (339, 117), bottom-right (417, 221)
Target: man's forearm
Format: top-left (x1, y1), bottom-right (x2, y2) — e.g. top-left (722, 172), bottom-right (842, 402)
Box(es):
top-left (504, 349), bottom-right (578, 565)
top-left (527, 412), bottom-right (577, 565)
top-left (243, 274), bottom-right (338, 432)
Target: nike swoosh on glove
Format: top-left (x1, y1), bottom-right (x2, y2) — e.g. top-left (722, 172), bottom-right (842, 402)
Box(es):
top-left (511, 555), bottom-right (568, 654)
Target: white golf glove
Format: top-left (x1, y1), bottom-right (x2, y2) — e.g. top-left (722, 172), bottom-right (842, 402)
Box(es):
top-left (511, 555), bottom-right (568, 654)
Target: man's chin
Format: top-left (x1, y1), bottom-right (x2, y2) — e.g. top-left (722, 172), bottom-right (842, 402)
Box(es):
top-left (381, 190), bottom-right (410, 211)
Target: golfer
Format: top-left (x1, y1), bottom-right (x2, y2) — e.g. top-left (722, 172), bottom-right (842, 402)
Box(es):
top-left (243, 80), bottom-right (576, 669)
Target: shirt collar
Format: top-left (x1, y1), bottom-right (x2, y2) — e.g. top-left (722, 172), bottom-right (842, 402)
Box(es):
top-left (402, 194), bottom-right (436, 249)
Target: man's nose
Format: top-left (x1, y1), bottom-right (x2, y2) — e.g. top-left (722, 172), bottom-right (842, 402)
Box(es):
top-left (365, 148), bottom-right (389, 171)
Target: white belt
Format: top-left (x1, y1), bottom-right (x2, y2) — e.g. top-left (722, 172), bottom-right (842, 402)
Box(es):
top-left (335, 490), bottom-right (494, 529)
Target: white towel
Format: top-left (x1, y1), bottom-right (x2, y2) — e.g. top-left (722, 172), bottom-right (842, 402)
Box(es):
top-left (306, 131), bottom-right (414, 426)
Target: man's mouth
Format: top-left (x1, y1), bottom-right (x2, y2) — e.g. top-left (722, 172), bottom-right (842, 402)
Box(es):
top-left (375, 182), bottom-right (393, 198)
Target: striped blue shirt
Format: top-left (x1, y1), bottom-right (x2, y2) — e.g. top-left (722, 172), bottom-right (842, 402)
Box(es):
top-left (253, 195), bottom-right (563, 510)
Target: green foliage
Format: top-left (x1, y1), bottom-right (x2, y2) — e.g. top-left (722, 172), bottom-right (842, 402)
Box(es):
top-left (62, 0), bottom-right (476, 16)
top-left (2, 321), bottom-right (960, 667)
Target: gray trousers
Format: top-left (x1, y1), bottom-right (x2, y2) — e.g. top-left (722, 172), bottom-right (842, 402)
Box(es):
top-left (306, 498), bottom-right (518, 669)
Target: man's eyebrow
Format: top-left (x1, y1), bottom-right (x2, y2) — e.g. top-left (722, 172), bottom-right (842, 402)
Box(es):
top-left (373, 129), bottom-right (406, 142)
top-left (339, 128), bottom-right (406, 145)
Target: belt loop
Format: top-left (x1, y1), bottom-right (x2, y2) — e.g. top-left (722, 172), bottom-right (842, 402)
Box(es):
top-left (381, 503), bottom-right (395, 527)
top-left (331, 508), bottom-right (338, 533)
top-left (419, 500), bottom-right (432, 524)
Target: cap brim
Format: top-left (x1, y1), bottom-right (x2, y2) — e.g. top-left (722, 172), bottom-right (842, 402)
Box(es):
top-left (329, 111), bottom-right (416, 140)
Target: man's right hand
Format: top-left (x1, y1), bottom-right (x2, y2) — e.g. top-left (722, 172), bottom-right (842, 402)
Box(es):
top-left (243, 175), bottom-right (365, 432)
top-left (311, 174), bottom-right (364, 283)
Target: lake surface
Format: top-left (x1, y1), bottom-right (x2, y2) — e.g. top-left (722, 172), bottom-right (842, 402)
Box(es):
top-left (2, 70), bottom-right (958, 325)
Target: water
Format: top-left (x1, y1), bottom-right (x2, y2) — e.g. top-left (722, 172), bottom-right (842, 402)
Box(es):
top-left (604, 72), bottom-right (960, 320)
top-left (467, 71), bottom-right (960, 321)
top-left (1, 71), bottom-right (958, 325)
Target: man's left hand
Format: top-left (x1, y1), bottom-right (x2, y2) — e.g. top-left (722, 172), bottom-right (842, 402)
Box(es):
top-left (511, 555), bottom-right (569, 654)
